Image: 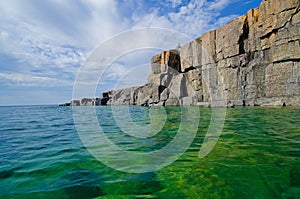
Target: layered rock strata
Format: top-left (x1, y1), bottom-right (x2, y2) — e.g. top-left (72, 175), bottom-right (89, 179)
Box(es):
top-left (61, 0), bottom-right (300, 107)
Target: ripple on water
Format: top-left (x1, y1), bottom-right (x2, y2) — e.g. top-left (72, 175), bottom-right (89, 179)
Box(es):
top-left (0, 106), bottom-right (299, 198)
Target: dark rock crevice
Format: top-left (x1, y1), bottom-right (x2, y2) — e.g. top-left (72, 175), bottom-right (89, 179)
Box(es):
top-left (273, 58), bottom-right (300, 64)
top-left (182, 66), bottom-right (196, 73)
top-left (238, 16), bottom-right (250, 54)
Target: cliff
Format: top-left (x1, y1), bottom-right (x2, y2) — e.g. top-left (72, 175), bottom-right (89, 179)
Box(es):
top-left (61, 0), bottom-right (300, 107)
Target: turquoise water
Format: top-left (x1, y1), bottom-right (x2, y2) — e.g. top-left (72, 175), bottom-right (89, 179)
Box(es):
top-left (0, 105), bottom-right (299, 198)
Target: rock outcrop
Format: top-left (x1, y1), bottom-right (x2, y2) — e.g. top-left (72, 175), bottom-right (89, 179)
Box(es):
top-left (61, 0), bottom-right (300, 107)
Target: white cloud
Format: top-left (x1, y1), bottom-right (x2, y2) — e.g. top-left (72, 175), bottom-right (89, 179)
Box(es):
top-left (132, 0), bottom-right (237, 39)
top-left (207, 0), bottom-right (233, 10)
top-left (169, 0), bottom-right (183, 8)
top-left (0, 0), bottom-right (127, 55)
top-left (0, 0), bottom-right (129, 90)
top-left (0, 72), bottom-right (72, 87)
top-left (0, 30), bottom-right (9, 39)
top-left (0, 3), bottom-right (87, 80)
top-left (132, 9), bottom-right (173, 29)
top-left (0, 0), bottom-right (236, 74)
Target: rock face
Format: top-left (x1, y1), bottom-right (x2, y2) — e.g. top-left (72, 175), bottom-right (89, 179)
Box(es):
top-left (62, 0), bottom-right (300, 107)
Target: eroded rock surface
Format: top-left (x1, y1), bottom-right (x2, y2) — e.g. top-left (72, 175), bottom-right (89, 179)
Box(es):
top-left (62, 0), bottom-right (300, 107)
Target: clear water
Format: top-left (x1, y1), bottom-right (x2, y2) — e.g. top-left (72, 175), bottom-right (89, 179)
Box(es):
top-left (0, 105), bottom-right (299, 198)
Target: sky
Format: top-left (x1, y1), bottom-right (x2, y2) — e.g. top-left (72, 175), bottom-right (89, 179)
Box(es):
top-left (0, 0), bottom-right (262, 105)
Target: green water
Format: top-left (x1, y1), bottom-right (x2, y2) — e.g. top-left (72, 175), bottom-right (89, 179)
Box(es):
top-left (0, 106), bottom-right (299, 198)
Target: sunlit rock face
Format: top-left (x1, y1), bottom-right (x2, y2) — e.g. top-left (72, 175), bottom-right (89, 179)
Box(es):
top-left (132, 0), bottom-right (300, 107)
top-left (63, 0), bottom-right (300, 107)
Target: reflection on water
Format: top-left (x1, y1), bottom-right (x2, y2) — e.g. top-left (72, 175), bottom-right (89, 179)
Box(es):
top-left (0, 106), bottom-right (299, 198)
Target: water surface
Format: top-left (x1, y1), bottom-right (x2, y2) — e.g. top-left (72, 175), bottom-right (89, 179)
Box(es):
top-left (0, 105), bottom-right (299, 198)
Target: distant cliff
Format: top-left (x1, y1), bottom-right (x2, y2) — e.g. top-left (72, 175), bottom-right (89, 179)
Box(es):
top-left (60, 0), bottom-right (300, 107)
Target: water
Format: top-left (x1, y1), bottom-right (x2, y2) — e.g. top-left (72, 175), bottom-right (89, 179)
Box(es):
top-left (0, 105), bottom-right (299, 198)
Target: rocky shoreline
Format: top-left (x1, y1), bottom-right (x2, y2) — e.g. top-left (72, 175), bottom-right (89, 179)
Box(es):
top-left (60, 0), bottom-right (300, 107)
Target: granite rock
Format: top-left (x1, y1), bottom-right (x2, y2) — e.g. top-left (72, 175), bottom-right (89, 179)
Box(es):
top-left (64, 0), bottom-right (300, 107)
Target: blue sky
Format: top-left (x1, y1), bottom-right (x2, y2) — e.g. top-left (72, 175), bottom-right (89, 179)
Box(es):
top-left (0, 0), bottom-right (261, 105)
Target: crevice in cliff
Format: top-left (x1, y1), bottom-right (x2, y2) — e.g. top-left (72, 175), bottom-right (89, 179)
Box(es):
top-left (238, 16), bottom-right (249, 54)
top-left (167, 52), bottom-right (181, 73)
top-left (273, 58), bottom-right (300, 64)
top-left (260, 5), bottom-right (299, 40)
top-left (279, 5), bottom-right (300, 14)
top-left (182, 66), bottom-right (196, 73)
top-left (260, 29), bottom-right (278, 40)
top-left (158, 85), bottom-right (166, 95)
top-left (213, 30), bottom-right (217, 63)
